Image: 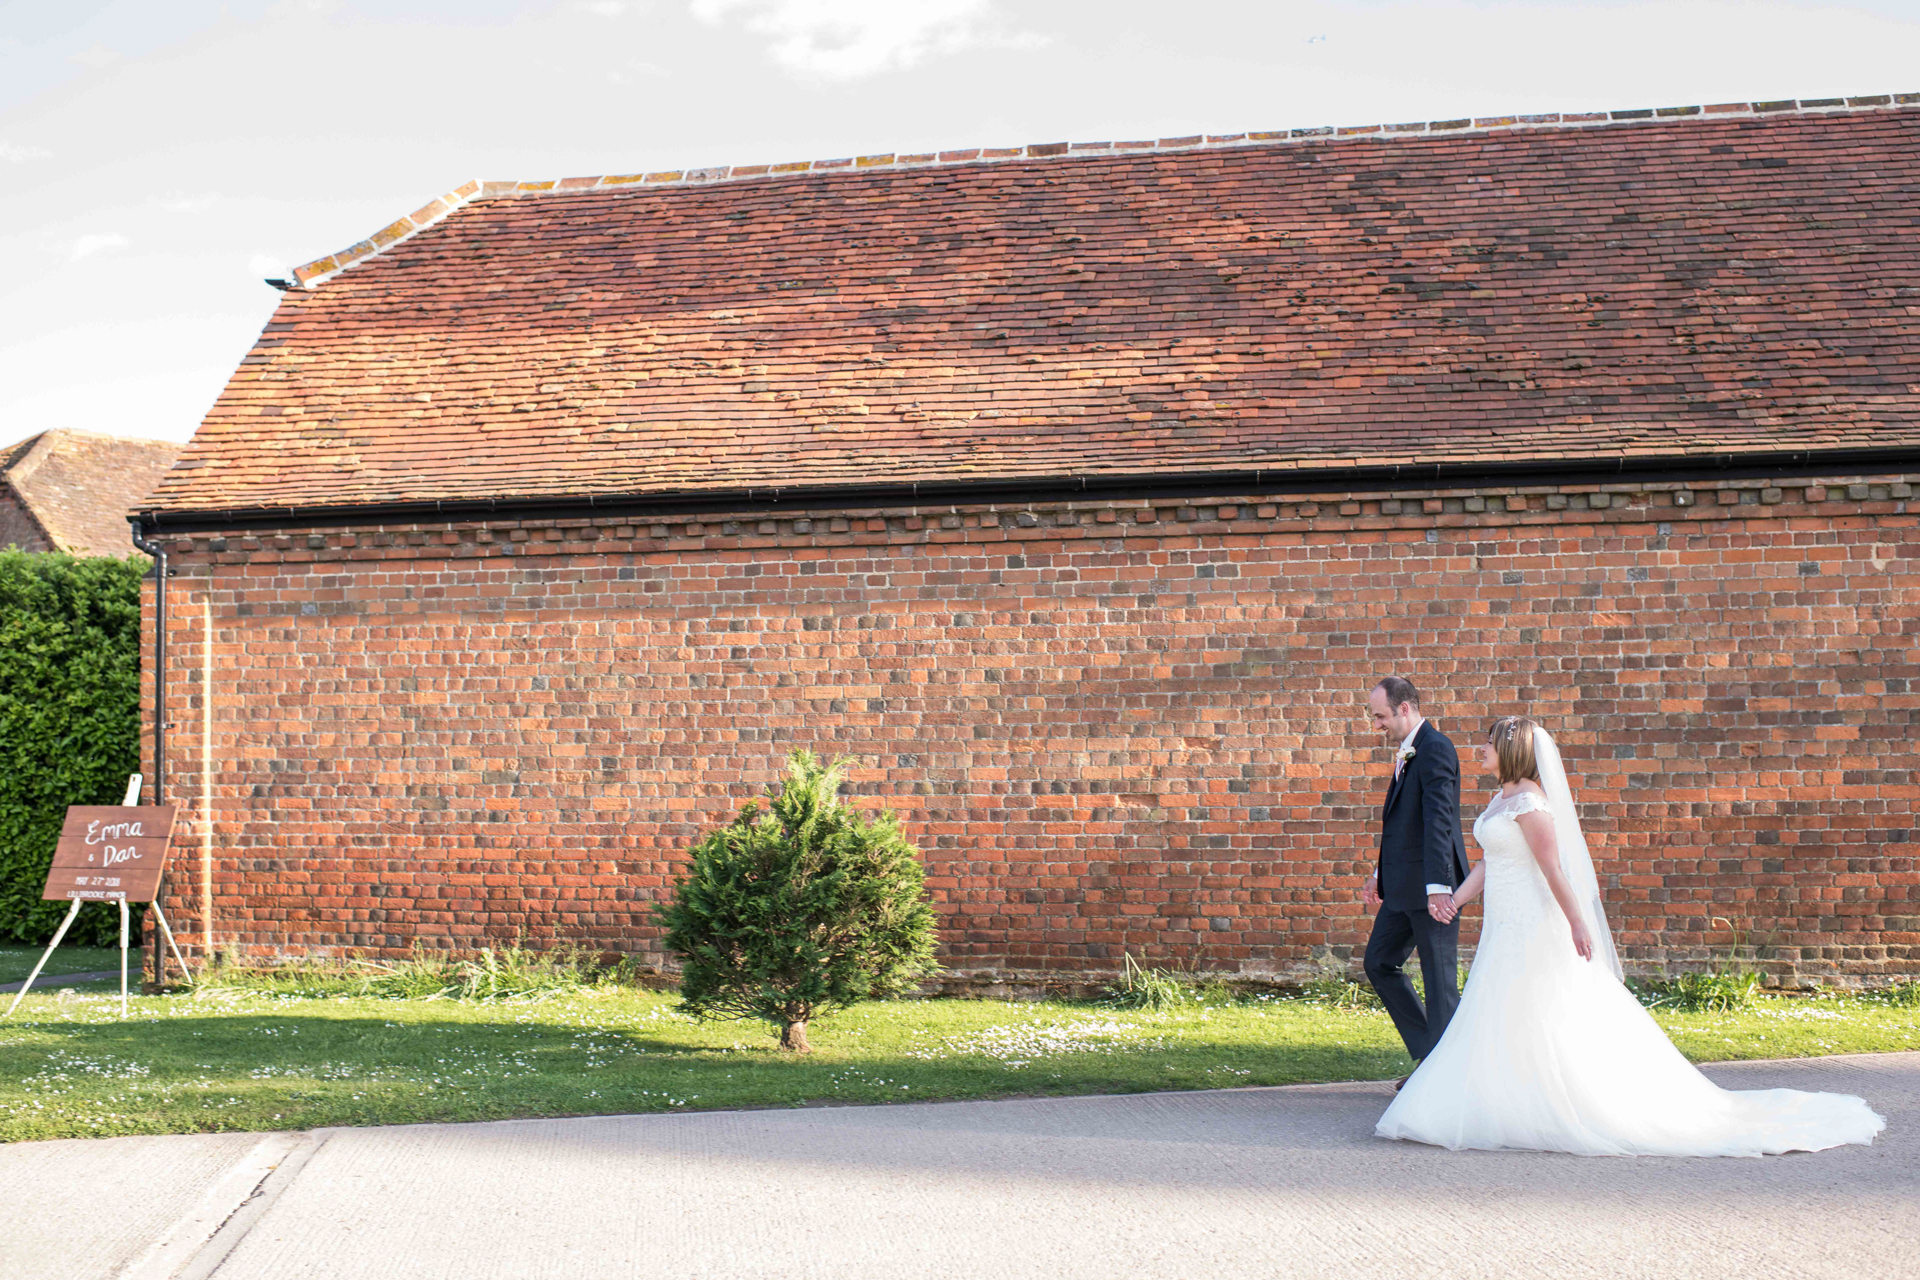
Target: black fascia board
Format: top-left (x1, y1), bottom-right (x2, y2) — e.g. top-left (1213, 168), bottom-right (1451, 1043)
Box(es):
top-left (130, 446), bottom-right (1920, 534)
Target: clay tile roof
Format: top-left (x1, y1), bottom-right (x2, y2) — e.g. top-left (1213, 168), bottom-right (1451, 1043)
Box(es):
top-left (144, 95), bottom-right (1920, 520)
top-left (3, 431), bottom-right (181, 554)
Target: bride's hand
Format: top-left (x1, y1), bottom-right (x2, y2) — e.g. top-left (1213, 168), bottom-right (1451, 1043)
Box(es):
top-left (1569, 918), bottom-right (1595, 961)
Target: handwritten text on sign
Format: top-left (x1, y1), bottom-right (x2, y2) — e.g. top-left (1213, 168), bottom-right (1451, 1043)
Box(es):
top-left (42, 806), bottom-right (177, 902)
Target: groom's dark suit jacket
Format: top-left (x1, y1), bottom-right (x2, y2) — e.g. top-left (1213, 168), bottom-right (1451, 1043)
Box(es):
top-left (1378, 720), bottom-right (1470, 912)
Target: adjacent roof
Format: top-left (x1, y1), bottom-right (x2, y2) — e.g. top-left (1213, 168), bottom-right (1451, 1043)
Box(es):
top-left (143, 95), bottom-right (1920, 521)
top-left (4, 430), bottom-right (180, 554)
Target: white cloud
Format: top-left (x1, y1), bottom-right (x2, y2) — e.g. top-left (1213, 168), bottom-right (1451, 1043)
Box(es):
top-left (577, 1), bottom-right (642, 13)
top-left (0, 142), bottom-right (51, 163)
top-left (158, 192), bottom-right (219, 213)
top-left (69, 233), bottom-right (130, 261)
top-left (690, 0), bottom-right (1045, 81)
top-left (247, 253), bottom-right (287, 279)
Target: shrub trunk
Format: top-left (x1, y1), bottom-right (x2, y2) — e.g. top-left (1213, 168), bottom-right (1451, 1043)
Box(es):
top-left (780, 1019), bottom-right (811, 1053)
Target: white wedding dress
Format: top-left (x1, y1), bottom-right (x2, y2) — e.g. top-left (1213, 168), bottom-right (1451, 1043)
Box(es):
top-left (1377, 731), bottom-right (1885, 1157)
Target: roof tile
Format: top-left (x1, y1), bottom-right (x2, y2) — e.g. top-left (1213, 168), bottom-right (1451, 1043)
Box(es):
top-left (5, 430), bottom-right (179, 553)
top-left (148, 102), bottom-right (1920, 517)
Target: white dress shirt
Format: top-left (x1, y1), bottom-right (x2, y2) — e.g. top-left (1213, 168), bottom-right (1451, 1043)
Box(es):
top-left (1393, 719), bottom-right (1454, 899)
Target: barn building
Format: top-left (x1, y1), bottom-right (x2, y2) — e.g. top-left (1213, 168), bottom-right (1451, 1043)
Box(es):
top-left (134, 94), bottom-right (1920, 990)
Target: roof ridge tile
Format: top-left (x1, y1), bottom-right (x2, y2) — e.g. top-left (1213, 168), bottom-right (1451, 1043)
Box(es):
top-left (293, 178), bottom-right (481, 286)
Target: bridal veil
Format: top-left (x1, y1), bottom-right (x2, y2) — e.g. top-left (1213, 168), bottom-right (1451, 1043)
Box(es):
top-left (1532, 726), bottom-right (1625, 980)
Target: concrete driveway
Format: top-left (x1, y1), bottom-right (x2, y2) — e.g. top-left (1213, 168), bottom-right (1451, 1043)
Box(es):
top-left (4, 1053), bottom-right (1914, 1280)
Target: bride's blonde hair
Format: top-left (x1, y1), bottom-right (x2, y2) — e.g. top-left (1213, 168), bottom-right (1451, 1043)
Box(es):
top-left (1488, 716), bottom-right (1542, 784)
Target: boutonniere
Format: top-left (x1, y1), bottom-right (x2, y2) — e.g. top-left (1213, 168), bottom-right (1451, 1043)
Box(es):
top-left (1396, 746), bottom-right (1417, 765)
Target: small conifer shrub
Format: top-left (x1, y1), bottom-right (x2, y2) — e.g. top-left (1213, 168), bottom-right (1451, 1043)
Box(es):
top-left (655, 750), bottom-right (939, 1051)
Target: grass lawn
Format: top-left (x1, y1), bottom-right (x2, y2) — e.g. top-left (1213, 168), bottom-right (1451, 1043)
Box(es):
top-left (2, 983), bottom-right (1916, 1143)
top-left (0, 946), bottom-right (125, 986)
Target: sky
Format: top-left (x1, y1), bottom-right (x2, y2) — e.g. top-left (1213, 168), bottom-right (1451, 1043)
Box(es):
top-left (3, 0), bottom-right (1919, 453)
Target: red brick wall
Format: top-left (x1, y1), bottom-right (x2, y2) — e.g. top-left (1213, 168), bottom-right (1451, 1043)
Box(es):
top-left (142, 473), bottom-right (1920, 988)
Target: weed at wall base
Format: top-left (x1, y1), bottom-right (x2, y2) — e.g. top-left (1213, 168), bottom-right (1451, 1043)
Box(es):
top-left (193, 942), bottom-right (641, 1003)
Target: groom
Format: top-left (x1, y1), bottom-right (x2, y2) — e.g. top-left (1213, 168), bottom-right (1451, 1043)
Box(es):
top-left (1361, 676), bottom-right (1470, 1084)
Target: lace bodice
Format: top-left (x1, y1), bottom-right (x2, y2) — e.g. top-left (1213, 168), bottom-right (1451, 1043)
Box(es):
top-left (1471, 788), bottom-right (1557, 933)
top-left (1472, 787), bottom-right (1552, 845)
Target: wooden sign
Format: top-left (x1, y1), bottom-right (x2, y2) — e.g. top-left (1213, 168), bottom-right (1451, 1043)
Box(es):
top-left (5, 779), bottom-right (194, 1023)
top-left (41, 806), bottom-right (177, 903)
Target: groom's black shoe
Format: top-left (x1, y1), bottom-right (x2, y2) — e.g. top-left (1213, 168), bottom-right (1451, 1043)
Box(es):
top-left (1394, 1075), bottom-right (1411, 1092)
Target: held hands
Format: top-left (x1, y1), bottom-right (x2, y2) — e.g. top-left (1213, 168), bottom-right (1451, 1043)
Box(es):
top-left (1364, 876), bottom-right (1460, 923)
top-left (1569, 918), bottom-right (1595, 961)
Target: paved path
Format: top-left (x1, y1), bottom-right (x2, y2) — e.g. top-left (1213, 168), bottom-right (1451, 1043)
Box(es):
top-left (4, 1053), bottom-right (1915, 1280)
top-left (0, 970), bottom-right (118, 993)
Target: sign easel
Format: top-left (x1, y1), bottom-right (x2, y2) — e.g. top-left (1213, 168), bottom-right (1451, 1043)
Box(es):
top-left (4, 775), bottom-right (190, 1018)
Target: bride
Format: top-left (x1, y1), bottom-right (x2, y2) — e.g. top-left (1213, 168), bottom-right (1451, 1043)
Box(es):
top-left (1376, 716), bottom-right (1885, 1157)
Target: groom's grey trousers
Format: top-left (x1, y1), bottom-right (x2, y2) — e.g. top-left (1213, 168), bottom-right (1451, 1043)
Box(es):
top-left (1364, 905), bottom-right (1460, 1061)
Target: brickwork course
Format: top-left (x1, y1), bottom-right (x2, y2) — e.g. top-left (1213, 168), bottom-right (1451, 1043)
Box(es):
top-left (135, 96), bottom-right (1920, 987)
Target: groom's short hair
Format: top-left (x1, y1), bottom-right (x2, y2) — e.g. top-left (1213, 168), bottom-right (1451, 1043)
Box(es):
top-left (1374, 676), bottom-right (1420, 711)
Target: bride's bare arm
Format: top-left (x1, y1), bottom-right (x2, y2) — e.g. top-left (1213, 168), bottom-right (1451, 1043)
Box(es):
top-left (1514, 808), bottom-right (1596, 960)
top-left (1449, 860), bottom-right (1487, 908)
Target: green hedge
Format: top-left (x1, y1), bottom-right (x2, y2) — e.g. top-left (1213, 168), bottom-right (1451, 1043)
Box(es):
top-left (0, 550), bottom-right (147, 946)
